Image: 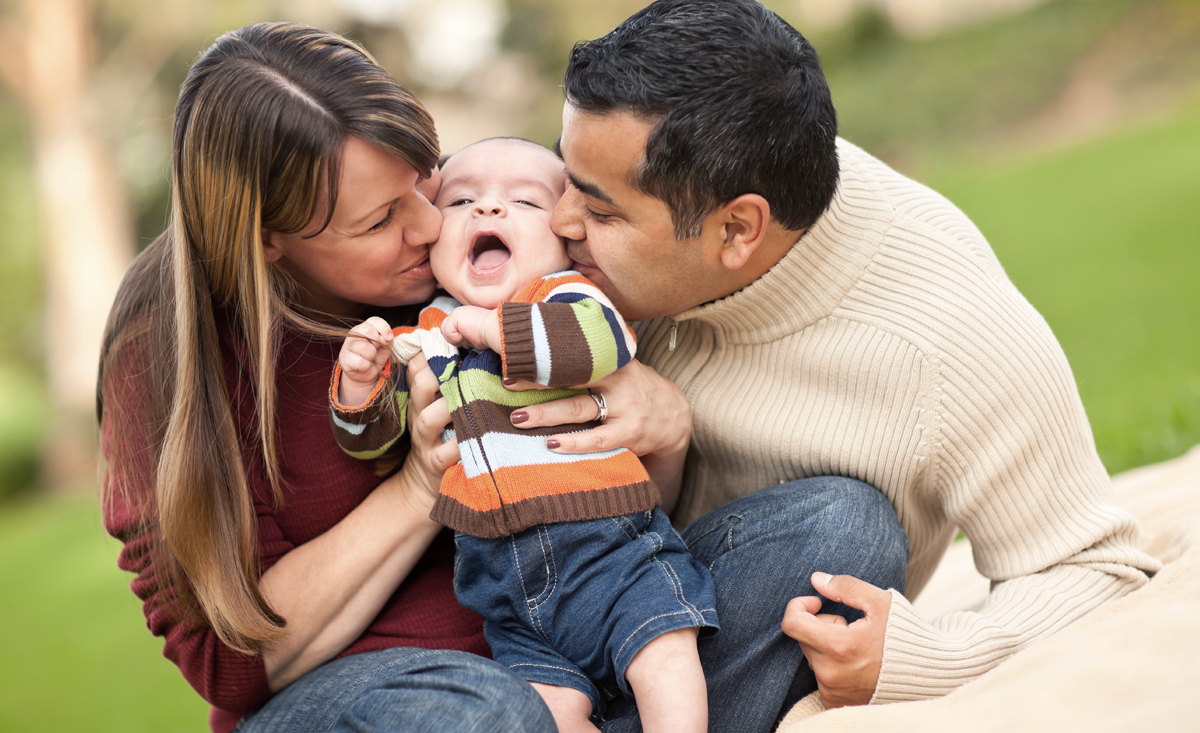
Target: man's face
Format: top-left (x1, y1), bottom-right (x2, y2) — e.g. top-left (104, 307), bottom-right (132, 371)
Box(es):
top-left (430, 139), bottom-right (570, 309)
top-left (551, 104), bottom-right (723, 322)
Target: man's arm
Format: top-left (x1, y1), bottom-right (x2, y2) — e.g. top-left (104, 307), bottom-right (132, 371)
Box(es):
top-left (785, 264), bottom-right (1159, 706)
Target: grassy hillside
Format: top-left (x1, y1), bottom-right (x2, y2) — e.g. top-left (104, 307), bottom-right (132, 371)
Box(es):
top-left (926, 98), bottom-right (1200, 474)
top-left (0, 496), bottom-right (208, 733)
top-left (818, 0), bottom-right (1200, 167)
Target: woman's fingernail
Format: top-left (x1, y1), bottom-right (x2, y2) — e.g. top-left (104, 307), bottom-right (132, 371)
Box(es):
top-left (813, 572), bottom-right (832, 587)
top-left (546, 439), bottom-right (560, 450)
top-left (511, 411), bottom-right (528, 424)
top-left (502, 377), bottom-right (518, 386)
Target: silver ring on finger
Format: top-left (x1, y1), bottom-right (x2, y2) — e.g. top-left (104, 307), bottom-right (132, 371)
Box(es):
top-left (590, 392), bottom-right (608, 423)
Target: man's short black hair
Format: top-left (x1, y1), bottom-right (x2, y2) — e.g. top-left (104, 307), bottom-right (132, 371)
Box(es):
top-left (563, 0), bottom-right (838, 238)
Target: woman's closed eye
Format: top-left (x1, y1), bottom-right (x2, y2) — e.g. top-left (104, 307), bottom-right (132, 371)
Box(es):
top-left (367, 205), bottom-right (395, 232)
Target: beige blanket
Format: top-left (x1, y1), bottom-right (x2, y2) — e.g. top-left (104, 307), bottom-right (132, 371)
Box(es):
top-left (779, 444), bottom-right (1200, 732)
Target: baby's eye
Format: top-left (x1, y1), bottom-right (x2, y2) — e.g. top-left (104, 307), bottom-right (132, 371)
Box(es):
top-left (515, 199), bottom-right (541, 209)
top-left (447, 198), bottom-right (473, 207)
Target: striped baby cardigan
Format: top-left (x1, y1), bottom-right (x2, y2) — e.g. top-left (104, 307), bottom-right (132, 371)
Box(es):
top-left (330, 271), bottom-right (659, 538)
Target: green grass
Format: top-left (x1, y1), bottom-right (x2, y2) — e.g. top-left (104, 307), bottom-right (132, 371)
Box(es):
top-left (925, 98), bottom-right (1200, 474)
top-left (0, 495), bottom-right (208, 733)
top-left (817, 0), bottom-right (1137, 160)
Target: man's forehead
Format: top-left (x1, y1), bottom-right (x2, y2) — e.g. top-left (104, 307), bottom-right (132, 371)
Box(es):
top-left (558, 109), bottom-right (653, 204)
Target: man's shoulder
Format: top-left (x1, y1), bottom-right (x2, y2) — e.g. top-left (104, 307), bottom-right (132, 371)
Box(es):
top-left (829, 139), bottom-right (1009, 297)
top-left (835, 139), bottom-right (985, 241)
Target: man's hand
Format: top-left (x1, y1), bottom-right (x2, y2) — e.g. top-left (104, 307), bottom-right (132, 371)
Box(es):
top-left (441, 305), bottom-right (501, 352)
top-left (781, 572), bottom-right (893, 708)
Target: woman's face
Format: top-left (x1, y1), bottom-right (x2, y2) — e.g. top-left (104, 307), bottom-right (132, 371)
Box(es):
top-left (263, 136), bottom-right (441, 317)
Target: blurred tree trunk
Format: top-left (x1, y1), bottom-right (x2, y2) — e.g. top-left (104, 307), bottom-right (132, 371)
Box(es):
top-left (0, 0), bottom-right (133, 487)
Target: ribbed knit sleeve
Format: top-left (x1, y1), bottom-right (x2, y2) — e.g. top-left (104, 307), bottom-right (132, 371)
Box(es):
top-left (328, 305), bottom-right (455, 461)
top-left (329, 357), bottom-right (408, 461)
top-left (638, 138), bottom-right (1160, 704)
top-left (499, 270), bottom-right (637, 386)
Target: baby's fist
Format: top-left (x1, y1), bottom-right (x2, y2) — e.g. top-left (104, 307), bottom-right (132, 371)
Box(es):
top-left (338, 317), bottom-right (394, 407)
top-left (441, 306), bottom-right (501, 353)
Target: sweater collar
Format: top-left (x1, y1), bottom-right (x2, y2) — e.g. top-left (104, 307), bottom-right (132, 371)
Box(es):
top-left (670, 140), bottom-right (896, 344)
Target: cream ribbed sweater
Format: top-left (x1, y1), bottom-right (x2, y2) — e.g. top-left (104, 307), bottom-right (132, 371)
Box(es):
top-left (635, 139), bottom-right (1161, 702)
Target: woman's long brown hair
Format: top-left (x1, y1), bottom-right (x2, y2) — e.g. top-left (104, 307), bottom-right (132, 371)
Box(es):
top-left (97, 23), bottom-right (438, 653)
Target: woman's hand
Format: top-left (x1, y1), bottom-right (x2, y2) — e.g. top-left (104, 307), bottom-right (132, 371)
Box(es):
top-left (259, 354), bottom-right (455, 692)
top-left (396, 352), bottom-right (458, 507)
top-left (506, 359), bottom-right (692, 511)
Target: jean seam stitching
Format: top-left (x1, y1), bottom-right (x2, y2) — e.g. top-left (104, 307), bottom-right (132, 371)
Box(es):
top-left (528, 526), bottom-right (557, 642)
top-left (509, 662), bottom-right (591, 682)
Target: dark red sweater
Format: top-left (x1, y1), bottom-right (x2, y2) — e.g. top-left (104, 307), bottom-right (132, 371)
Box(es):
top-left (101, 316), bottom-right (487, 733)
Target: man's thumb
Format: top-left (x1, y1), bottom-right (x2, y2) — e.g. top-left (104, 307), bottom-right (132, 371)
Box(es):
top-left (812, 572), bottom-right (887, 615)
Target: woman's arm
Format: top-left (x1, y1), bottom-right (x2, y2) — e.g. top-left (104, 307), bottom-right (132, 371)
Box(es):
top-left (259, 354), bottom-right (458, 691)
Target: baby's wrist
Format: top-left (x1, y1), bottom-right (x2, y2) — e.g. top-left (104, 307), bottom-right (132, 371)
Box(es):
top-left (337, 377), bottom-right (376, 408)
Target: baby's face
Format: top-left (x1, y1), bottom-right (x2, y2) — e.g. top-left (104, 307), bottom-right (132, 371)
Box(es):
top-left (430, 139), bottom-right (570, 309)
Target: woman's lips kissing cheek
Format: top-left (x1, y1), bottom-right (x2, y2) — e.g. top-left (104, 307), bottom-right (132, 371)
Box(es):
top-left (401, 256), bottom-right (433, 279)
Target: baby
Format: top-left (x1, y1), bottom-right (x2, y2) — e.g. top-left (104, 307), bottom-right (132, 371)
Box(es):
top-left (329, 137), bottom-right (718, 733)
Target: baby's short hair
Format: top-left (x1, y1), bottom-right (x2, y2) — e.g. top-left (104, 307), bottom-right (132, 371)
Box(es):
top-left (438, 136), bottom-right (560, 169)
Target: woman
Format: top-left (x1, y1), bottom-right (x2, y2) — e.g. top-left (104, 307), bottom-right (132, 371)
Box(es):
top-left (98, 23), bottom-right (689, 733)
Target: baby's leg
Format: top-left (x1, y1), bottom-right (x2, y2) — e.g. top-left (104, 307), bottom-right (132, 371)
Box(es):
top-left (530, 682), bottom-right (600, 733)
top-left (625, 627), bottom-right (706, 733)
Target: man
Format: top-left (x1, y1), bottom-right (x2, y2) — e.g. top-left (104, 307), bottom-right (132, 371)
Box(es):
top-left (546, 0), bottom-right (1159, 726)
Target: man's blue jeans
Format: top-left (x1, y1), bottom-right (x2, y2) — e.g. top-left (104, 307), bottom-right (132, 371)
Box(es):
top-left (237, 477), bottom-right (908, 733)
top-left (602, 476), bottom-right (909, 732)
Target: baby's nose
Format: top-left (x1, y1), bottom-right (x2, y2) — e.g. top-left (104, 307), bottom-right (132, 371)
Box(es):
top-left (473, 200), bottom-right (504, 216)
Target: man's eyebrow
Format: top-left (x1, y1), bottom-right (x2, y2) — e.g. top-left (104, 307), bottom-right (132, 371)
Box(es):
top-left (567, 172), bottom-right (613, 205)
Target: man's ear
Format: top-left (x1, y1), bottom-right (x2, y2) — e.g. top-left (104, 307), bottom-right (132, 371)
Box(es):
top-left (716, 194), bottom-right (770, 271)
top-left (261, 228), bottom-right (285, 263)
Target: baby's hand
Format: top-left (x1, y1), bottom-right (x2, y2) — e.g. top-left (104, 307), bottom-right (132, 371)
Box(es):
top-left (441, 306), bottom-right (501, 353)
top-left (338, 317), bottom-right (394, 407)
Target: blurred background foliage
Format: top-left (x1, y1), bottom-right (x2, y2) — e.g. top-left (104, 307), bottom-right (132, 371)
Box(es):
top-left (0, 0), bottom-right (1197, 731)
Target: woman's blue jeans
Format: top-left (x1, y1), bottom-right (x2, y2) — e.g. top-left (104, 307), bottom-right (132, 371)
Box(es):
top-left (237, 476), bottom-right (908, 733)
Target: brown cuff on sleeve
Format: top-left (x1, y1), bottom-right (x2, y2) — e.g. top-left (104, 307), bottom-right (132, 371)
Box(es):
top-left (499, 301), bottom-right (538, 380)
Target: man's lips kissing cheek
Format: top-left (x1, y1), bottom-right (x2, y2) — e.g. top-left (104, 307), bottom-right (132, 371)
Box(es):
top-left (567, 240), bottom-right (598, 274)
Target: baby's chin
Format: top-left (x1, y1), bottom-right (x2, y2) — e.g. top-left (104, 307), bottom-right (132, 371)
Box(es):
top-left (436, 280), bottom-right (517, 310)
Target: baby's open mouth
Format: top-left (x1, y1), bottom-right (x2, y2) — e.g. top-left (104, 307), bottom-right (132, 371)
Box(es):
top-left (469, 232), bottom-right (512, 273)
